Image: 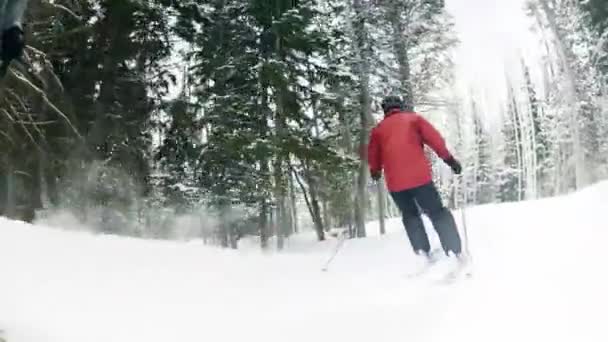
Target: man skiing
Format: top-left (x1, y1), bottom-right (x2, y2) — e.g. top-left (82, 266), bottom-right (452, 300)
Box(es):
top-left (367, 95), bottom-right (465, 265)
top-left (0, 0), bottom-right (29, 75)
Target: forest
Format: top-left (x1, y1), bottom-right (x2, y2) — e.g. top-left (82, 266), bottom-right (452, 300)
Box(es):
top-left (0, 0), bottom-right (606, 249)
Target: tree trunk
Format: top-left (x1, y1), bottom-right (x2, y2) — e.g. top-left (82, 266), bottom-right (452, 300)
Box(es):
top-left (258, 77), bottom-right (271, 249)
top-left (24, 155), bottom-right (42, 222)
top-left (387, 2), bottom-right (414, 109)
top-left (259, 199), bottom-right (269, 249)
top-left (219, 205), bottom-right (229, 248)
top-left (271, 2), bottom-right (291, 251)
top-left (376, 181), bottom-right (387, 235)
top-left (292, 165), bottom-right (325, 241)
top-left (507, 83), bottom-right (525, 201)
top-left (289, 174), bottom-right (298, 234)
top-left (229, 223), bottom-right (238, 250)
top-left (273, 159), bottom-right (286, 251)
top-left (310, 82), bottom-right (329, 233)
top-left (284, 193), bottom-right (293, 237)
top-left (5, 157), bottom-right (16, 219)
top-left (0, 159), bottom-right (6, 216)
top-left (352, 0), bottom-right (371, 238)
top-left (322, 199), bottom-right (331, 231)
top-left (307, 173), bottom-right (325, 239)
top-left (336, 93), bottom-right (356, 237)
top-left (354, 169), bottom-right (368, 238)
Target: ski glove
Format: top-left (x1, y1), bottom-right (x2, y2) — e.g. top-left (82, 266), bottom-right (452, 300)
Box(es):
top-left (1, 26), bottom-right (24, 66)
top-left (443, 156), bottom-right (462, 175)
top-left (370, 170), bottom-right (382, 181)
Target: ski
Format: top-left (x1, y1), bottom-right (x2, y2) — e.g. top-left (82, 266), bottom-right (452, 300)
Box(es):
top-left (403, 249), bottom-right (445, 279)
top-left (404, 263), bottom-right (434, 279)
top-left (435, 259), bottom-right (473, 285)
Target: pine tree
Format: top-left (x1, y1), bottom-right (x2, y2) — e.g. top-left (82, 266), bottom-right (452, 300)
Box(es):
top-left (156, 97), bottom-right (201, 214)
top-left (527, 0), bottom-right (608, 189)
top-left (580, 0), bottom-right (608, 81)
top-left (1, 0), bottom-right (174, 227)
top-left (169, 0), bottom-right (356, 247)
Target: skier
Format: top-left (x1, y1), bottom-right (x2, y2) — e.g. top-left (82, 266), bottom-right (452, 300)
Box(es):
top-left (367, 95), bottom-right (465, 265)
top-left (0, 0), bottom-right (29, 74)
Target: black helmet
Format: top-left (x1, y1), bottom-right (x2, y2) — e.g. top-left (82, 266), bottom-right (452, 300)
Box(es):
top-left (381, 95), bottom-right (404, 114)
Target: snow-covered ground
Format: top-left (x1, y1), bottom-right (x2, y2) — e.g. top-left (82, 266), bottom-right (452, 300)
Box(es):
top-left (1, 182), bottom-right (608, 342)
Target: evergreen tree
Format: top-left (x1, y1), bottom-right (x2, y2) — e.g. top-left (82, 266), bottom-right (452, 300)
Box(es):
top-left (1, 0), bottom-right (173, 228)
top-left (169, 0), bottom-right (355, 247)
top-left (156, 97), bottom-right (201, 214)
top-left (527, 0), bottom-right (607, 188)
top-left (580, 0), bottom-right (608, 80)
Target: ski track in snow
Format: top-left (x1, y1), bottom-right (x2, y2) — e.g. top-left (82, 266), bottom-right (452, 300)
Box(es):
top-left (1, 182), bottom-right (608, 342)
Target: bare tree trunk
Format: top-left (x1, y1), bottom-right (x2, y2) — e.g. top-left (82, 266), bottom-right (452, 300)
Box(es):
top-left (5, 157), bottom-right (16, 219)
top-left (284, 194), bottom-right (293, 237)
top-left (306, 174), bottom-right (325, 238)
top-left (309, 80), bottom-right (329, 234)
top-left (218, 205), bottom-right (229, 248)
top-left (259, 199), bottom-right (269, 249)
top-left (507, 83), bottom-right (525, 201)
top-left (352, 0), bottom-right (371, 238)
top-left (275, 191), bottom-right (286, 251)
top-left (229, 223), bottom-right (238, 250)
top-left (354, 170), bottom-right (368, 238)
top-left (291, 165), bottom-right (325, 241)
top-left (24, 156), bottom-right (42, 222)
top-left (289, 174), bottom-right (298, 234)
top-left (336, 93), bottom-right (356, 236)
top-left (321, 199), bottom-right (330, 231)
top-left (387, 1), bottom-right (414, 109)
top-left (0, 158), bottom-right (6, 216)
top-left (272, 5), bottom-right (289, 250)
top-left (273, 162), bottom-right (286, 250)
top-left (376, 181), bottom-right (387, 234)
top-left (258, 78), bottom-right (270, 249)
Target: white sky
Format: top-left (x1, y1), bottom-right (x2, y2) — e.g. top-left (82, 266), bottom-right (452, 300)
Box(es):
top-left (445, 0), bottom-right (544, 127)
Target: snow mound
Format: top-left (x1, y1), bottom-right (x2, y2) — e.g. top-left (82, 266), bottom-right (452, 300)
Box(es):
top-left (1, 181), bottom-right (608, 342)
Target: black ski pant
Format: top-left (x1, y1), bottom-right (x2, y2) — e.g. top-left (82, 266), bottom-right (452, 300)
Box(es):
top-left (390, 182), bottom-right (462, 256)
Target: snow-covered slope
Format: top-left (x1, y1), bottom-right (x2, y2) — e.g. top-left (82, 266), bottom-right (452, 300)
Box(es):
top-left (1, 182), bottom-right (608, 342)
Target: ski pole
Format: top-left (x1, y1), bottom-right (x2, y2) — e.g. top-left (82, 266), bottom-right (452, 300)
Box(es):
top-left (321, 229), bottom-right (349, 272)
top-left (458, 174), bottom-right (472, 260)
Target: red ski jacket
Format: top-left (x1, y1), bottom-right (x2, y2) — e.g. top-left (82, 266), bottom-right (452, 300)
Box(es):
top-left (367, 110), bottom-right (453, 192)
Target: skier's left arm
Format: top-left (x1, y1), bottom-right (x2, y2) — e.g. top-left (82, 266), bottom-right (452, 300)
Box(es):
top-left (416, 114), bottom-right (462, 174)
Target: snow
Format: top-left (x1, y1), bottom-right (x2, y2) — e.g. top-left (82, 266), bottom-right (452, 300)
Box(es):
top-left (2, 182), bottom-right (608, 342)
